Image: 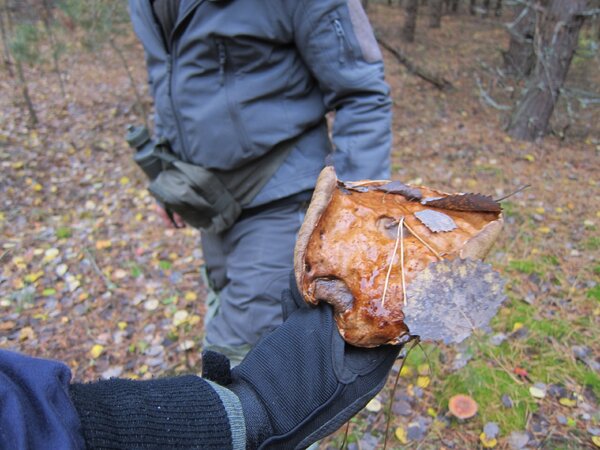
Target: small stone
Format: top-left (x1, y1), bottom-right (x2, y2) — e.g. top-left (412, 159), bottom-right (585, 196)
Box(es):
top-left (508, 431), bottom-right (529, 449)
top-left (556, 414), bottom-right (567, 425)
top-left (548, 384), bottom-right (567, 399)
top-left (407, 423), bottom-right (425, 441)
top-left (392, 400), bottom-right (413, 416)
top-left (588, 427), bottom-right (600, 437)
top-left (572, 345), bottom-right (591, 360)
top-left (358, 433), bottom-right (378, 450)
top-left (101, 365), bottom-right (123, 379)
top-left (490, 333), bottom-right (507, 346)
top-left (146, 356), bottom-right (164, 367)
top-left (530, 383), bottom-right (547, 399)
top-left (484, 422), bottom-right (500, 439)
top-left (145, 345), bottom-right (164, 357)
top-left (144, 299), bottom-right (159, 311)
top-left (501, 394), bottom-right (514, 408)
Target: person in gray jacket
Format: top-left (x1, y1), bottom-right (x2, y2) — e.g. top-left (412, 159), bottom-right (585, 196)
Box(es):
top-left (128, 0), bottom-right (392, 364)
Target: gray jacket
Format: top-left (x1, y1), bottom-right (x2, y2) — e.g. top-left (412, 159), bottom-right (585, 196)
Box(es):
top-left (129, 0), bottom-right (392, 206)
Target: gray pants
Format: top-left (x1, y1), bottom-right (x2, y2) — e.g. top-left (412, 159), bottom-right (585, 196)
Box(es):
top-left (201, 196), bottom-right (309, 365)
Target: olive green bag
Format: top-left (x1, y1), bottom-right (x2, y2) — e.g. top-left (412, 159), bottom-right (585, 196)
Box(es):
top-left (148, 139), bottom-right (294, 234)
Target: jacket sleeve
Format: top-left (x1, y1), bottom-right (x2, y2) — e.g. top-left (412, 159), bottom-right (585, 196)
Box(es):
top-left (293, 0), bottom-right (392, 181)
top-left (0, 350), bottom-right (85, 450)
top-left (0, 349), bottom-right (245, 450)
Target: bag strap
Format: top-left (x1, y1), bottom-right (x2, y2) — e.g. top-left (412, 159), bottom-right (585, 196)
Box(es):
top-left (213, 135), bottom-right (298, 207)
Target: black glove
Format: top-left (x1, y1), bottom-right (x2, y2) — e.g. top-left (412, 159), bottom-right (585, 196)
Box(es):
top-left (229, 280), bottom-right (402, 449)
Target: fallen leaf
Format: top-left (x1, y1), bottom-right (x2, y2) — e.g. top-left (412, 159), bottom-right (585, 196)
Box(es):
top-left (559, 397), bottom-right (577, 408)
top-left (414, 209), bottom-right (457, 232)
top-left (365, 398), bottom-right (382, 412)
top-left (19, 327), bottom-right (36, 342)
top-left (417, 376), bottom-right (430, 388)
top-left (395, 427), bottom-right (408, 444)
top-left (480, 432), bottom-right (497, 448)
top-left (173, 310), bottom-right (189, 327)
top-left (592, 436), bottom-right (600, 448)
top-left (90, 344), bottom-right (105, 359)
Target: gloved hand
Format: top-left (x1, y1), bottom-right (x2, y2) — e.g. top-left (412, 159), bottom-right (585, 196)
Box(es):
top-left (228, 277), bottom-right (402, 449)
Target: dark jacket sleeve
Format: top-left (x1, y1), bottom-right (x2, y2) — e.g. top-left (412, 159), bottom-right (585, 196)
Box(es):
top-left (0, 349), bottom-right (85, 450)
top-left (0, 349), bottom-right (245, 450)
top-left (293, 0), bottom-right (392, 181)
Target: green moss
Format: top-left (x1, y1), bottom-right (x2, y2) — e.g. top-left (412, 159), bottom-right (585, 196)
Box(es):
top-left (583, 236), bottom-right (600, 251)
top-left (507, 259), bottom-right (539, 275)
top-left (586, 285), bottom-right (600, 302)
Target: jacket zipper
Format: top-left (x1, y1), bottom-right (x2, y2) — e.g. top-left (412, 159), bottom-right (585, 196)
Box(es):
top-left (217, 39), bottom-right (252, 156)
top-left (167, 44), bottom-right (190, 161)
top-left (332, 18), bottom-right (350, 64)
top-left (217, 41), bottom-right (226, 86)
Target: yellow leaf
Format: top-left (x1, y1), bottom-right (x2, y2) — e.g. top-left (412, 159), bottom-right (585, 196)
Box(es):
top-left (25, 271), bottom-right (44, 283)
top-left (538, 226), bottom-right (551, 234)
top-left (95, 240), bottom-right (112, 250)
top-left (12, 161), bottom-right (24, 170)
top-left (559, 397), bottom-right (577, 408)
top-left (0, 211), bottom-right (4, 221)
top-left (118, 321), bottom-right (128, 331)
top-left (33, 183), bottom-right (43, 192)
top-left (119, 176), bottom-right (130, 185)
top-left (524, 154), bottom-right (535, 162)
top-left (90, 344), bottom-right (105, 359)
top-left (512, 322), bottom-right (524, 332)
top-left (135, 213), bottom-right (144, 221)
top-left (592, 436), bottom-right (600, 447)
top-left (400, 366), bottom-right (413, 377)
top-left (503, 136), bottom-right (512, 143)
top-left (184, 291), bottom-right (198, 302)
top-left (19, 326), bottom-right (36, 342)
top-left (417, 376), bottom-right (430, 388)
top-left (395, 427), bottom-right (408, 444)
top-left (480, 432), bottom-right (497, 448)
top-left (535, 207), bottom-right (545, 214)
top-left (427, 407), bottom-right (437, 417)
top-left (189, 315), bottom-right (201, 325)
top-left (555, 207), bottom-right (563, 213)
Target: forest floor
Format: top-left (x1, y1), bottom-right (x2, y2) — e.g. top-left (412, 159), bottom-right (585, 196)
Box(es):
top-left (1, 3), bottom-right (599, 449)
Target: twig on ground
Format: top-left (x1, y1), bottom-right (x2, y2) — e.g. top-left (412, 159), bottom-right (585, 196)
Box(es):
top-left (84, 247), bottom-right (117, 291)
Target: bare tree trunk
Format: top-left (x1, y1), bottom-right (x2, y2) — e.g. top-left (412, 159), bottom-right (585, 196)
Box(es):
top-left (495, 0), bottom-right (502, 16)
top-left (15, 51), bottom-right (38, 126)
top-left (470, 0), bottom-right (477, 15)
top-left (430, 0), bottom-right (443, 26)
top-left (5, 0), bottom-right (37, 125)
top-left (508, 0), bottom-right (589, 141)
top-left (0, 0), bottom-right (13, 76)
top-left (41, 0), bottom-right (66, 99)
top-left (482, 0), bottom-right (491, 16)
top-left (502, 4), bottom-right (536, 77)
top-left (403, 0), bottom-right (419, 42)
top-left (108, 37), bottom-right (148, 128)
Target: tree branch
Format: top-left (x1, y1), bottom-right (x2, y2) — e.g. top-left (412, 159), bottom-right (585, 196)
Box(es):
top-left (376, 36), bottom-right (453, 91)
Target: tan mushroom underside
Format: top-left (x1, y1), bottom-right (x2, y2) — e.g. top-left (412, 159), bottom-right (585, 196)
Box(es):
top-left (294, 167), bottom-right (503, 347)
